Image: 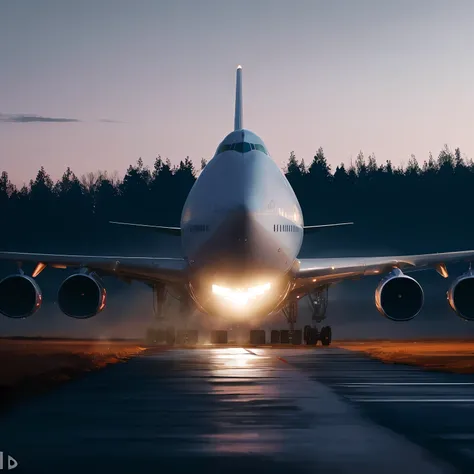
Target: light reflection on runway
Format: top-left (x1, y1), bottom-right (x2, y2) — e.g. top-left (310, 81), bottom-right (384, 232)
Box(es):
top-left (0, 346), bottom-right (473, 473)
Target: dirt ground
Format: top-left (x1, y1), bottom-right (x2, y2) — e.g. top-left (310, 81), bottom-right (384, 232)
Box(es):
top-left (337, 340), bottom-right (474, 373)
top-left (0, 338), bottom-right (146, 408)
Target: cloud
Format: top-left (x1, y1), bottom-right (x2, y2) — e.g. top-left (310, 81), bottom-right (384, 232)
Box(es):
top-left (0, 113), bottom-right (80, 123)
top-left (98, 119), bottom-right (123, 123)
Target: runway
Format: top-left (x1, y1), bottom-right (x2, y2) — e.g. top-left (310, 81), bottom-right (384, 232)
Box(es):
top-left (1, 347), bottom-right (474, 474)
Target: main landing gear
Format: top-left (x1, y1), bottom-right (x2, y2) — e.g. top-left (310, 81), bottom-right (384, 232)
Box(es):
top-left (283, 300), bottom-right (332, 346)
top-left (303, 325), bottom-right (332, 346)
top-left (145, 283), bottom-right (199, 346)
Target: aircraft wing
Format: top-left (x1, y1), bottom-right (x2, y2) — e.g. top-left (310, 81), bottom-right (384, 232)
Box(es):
top-left (295, 250), bottom-right (474, 289)
top-left (0, 251), bottom-right (187, 284)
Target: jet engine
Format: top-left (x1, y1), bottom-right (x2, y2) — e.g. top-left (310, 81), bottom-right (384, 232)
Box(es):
top-left (375, 270), bottom-right (424, 321)
top-left (306, 285), bottom-right (329, 322)
top-left (447, 272), bottom-right (474, 321)
top-left (0, 274), bottom-right (42, 318)
top-left (57, 273), bottom-right (106, 319)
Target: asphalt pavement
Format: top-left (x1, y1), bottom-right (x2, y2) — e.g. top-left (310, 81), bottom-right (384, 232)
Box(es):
top-left (1, 346), bottom-right (474, 474)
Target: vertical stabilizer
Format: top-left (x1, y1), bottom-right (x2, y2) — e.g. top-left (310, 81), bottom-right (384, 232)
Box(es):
top-left (234, 65), bottom-right (243, 130)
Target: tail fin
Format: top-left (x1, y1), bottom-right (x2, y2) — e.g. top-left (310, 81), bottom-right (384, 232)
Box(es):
top-left (234, 65), bottom-right (243, 130)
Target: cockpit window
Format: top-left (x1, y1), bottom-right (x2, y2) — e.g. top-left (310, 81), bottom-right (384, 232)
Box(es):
top-left (242, 142), bottom-right (252, 153)
top-left (254, 144), bottom-right (267, 154)
top-left (233, 142), bottom-right (244, 153)
top-left (216, 144), bottom-right (233, 154)
top-left (215, 142), bottom-right (268, 156)
top-left (233, 142), bottom-right (252, 153)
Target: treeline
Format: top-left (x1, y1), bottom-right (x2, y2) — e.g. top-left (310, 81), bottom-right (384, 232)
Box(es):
top-left (0, 145), bottom-right (473, 250)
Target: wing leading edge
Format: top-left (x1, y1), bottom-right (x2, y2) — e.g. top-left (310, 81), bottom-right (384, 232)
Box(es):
top-left (295, 250), bottom-right (474, 288)
top-left (0, 251), bottom-right (187, 284)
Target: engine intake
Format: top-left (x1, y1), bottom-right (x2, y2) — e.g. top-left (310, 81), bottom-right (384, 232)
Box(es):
top-left (447, 272), bottom-right (474, 321)
top-left (375, 270), bottom-right (424, 321)
top-left (57, 273), bottom-right (106, 319)
top-left (0, 275), bottom-right (42, 318)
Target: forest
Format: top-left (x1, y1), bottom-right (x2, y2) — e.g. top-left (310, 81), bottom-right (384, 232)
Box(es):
top-left (0, 145), bottom-right (472, 252)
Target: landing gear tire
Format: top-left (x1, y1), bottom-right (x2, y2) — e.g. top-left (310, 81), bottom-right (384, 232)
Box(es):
top-left (320, 326), bottom-right (332, 346)
top-left (270, 330), bottom-right (281, 344)
top-left (210, 330), bottom-right (228, 344)
top-left (249, 329), bottom-right (266, 345)
top-left (304, 325), bottom-right (320, 345)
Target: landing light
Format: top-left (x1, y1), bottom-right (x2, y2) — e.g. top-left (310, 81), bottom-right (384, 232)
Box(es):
top-left (212, 283), bottom-right (271, 307)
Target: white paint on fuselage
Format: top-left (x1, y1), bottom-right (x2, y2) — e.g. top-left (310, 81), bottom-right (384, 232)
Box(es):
top-left (180, 129), bottom-right (304, 315)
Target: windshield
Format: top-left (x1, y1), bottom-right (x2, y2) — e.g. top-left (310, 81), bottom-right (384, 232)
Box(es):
top-left (216, 142), bottom-right (269, 156)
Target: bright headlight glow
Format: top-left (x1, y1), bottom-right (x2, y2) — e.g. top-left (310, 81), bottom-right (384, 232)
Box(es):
top-left (212, 282), bottom-right (271, 307)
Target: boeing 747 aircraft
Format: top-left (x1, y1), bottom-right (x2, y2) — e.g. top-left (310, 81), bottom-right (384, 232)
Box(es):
top-left (1, 66), bottom-right (474, 345)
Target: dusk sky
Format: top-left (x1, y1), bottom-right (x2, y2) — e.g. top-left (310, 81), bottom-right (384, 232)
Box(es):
top-left (1, 0), bottom-right (473, 185)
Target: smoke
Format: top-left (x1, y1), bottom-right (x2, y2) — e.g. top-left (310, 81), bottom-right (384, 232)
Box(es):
top-left (2, 232), bottom-right (474, 341)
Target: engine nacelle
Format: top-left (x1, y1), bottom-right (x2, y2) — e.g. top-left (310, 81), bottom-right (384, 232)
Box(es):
top-left (0, 274), bottom-right (42, 318)
top-left (57, 273), bottom-right (106, 319)
top-left (447, 272), bottom-right (474, 321)
top-left (375, 270), bottom-right (424, 321)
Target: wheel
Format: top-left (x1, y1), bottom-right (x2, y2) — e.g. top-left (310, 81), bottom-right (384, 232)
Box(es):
top-left (249, 330), bottom-right (265, 345)
top-left (304, 326), bottom-right (319, 345)
top-left (210, 330), bottom-right (228, 344)
top-left (280, 330), bottom-right (290, 344)
top-left (270, 330), bottom-right (281, 344)
top-left (320, 326), bottom-right (332, 346)
top-left (304, 325), bottom-right (311, 344)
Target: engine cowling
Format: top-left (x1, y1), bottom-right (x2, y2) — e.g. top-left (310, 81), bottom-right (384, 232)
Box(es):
top-left (375, 270), bottom-right (424, 321)
top-left (57, 273), bottom-right (106, 319)
top-left (447, 272), bottom-right (474, 321)
top-left (0, 274), bottom-right (42, 318)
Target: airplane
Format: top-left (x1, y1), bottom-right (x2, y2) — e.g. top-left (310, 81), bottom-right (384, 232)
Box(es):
top-left (0, 65), bottom-right (474, 346)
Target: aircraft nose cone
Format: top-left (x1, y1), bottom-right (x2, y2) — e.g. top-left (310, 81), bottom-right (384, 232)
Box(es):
top-left (226, 205), bottom-right (255, 245)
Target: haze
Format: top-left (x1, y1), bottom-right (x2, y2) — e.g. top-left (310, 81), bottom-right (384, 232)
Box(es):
top-left (1, 0), bottom-right (473, 185)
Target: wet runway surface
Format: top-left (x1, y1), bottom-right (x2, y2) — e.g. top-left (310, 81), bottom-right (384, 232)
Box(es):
top-left (1, 346), bottom-right (474, 473)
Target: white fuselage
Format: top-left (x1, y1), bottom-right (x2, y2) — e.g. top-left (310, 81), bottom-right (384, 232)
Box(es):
top-left (180, 129), bottom-right (304, 317)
